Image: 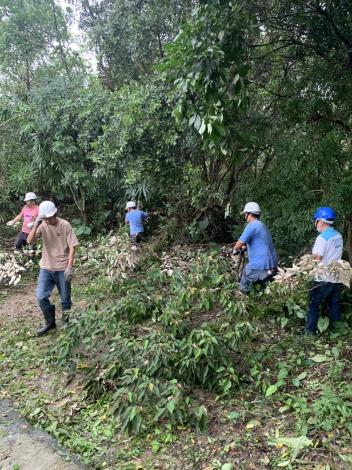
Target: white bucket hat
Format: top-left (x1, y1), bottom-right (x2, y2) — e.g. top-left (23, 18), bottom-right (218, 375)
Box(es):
top-left (24, 192), bottom-right (37, 202)
top-left (38, 201), bottom-right (57, 218)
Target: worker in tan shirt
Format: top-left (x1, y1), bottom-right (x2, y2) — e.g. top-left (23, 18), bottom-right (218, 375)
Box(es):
top-left (28, 201), bottom-right (79, 336)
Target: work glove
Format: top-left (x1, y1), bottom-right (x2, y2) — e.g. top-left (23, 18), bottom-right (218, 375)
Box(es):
top-left (6, 220), bottom-right (14, 226)
top-left (33, 216), bottom-right (44, 228)
top-left (64, 267), bottom-right (74, 282)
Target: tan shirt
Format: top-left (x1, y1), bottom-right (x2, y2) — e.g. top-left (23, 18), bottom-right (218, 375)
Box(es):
top-left (37, 218), bottom-right (79, 271)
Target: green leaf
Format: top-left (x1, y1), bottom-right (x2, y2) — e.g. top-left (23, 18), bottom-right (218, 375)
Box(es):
top-left (265, 384), bottom-right (278, 397)
top-left (318, 317), bottom-right (330, 333)
top-left (310, 354), bottom-right (329, 363)
top-left (214, 123), bottom-right (226, 136)
top-left (166, 400), bottom-right (175, 414)
top-left (296, 371), bottom-right (307, 381)
top-left (278, 368), bottom-right (288, 380)
top-left (194, 347), bottom-right (202, 359)
top-left (194, 114), bottom-right (201, 130)
top-left (218, 30), bottom-right (225, 41)
top-left (221, 464), bottom-right (233, 470)
top-left (275, 436), bottom-right (312, 460)
top-left (199, 121), bottom-right (206, 135)
top-left (225, 411), bottom-right (240, 422)
top-left (277, 460), bottom-right (292, 467)
top-left (246, 419), bottom-right (262, 429)
top-left (233, 74), bottom-right (240, 85)
top-left (189, 114), bottom-right (196, 126)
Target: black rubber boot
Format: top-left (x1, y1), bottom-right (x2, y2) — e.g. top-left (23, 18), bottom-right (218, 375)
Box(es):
top-left (37, 306), bottom-right (56, 336)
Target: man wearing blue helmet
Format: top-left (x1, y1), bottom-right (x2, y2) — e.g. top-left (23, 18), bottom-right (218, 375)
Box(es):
top-left (306, 206), bottom-right (343, 334)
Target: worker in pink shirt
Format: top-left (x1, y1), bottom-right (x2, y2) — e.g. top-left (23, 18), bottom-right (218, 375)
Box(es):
top-left (6, 192), bottom-right (39, 249)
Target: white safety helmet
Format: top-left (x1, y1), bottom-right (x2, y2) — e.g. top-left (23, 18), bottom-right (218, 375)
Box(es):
top-left (24, 192), bottom-right (37, 202)
top-left (38, 201), bottom-right (57, 218)
top-left (126, 201), bottom-right (137, 209)
top-left (242, 202), bottom-right (261, 215)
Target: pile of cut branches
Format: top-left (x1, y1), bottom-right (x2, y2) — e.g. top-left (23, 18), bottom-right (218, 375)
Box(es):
top-left (274, 255), bottom-right (352, 288)
top-left (0, 251), bottom-right (25, 286)
top-left (160, 245), bottom-right (200, 276)
top-left (79, 233), bottom-right (139, 281)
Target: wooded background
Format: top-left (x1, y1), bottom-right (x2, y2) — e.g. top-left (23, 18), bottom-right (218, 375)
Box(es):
top-left (1, 0), bottom-right (352, 256)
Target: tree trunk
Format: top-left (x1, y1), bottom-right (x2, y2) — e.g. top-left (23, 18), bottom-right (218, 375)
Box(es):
top-left (345, 218), bottom-right (352, 263)
top-left (50, 0), bottom-right (70, 78)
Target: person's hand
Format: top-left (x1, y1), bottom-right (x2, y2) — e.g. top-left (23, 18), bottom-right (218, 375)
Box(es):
top-left (64, 267), bottom-right (73, 282)
top-left (6, 220), bottom-right (14, 226)
top-left (33, 216), bottom-right (44, 228)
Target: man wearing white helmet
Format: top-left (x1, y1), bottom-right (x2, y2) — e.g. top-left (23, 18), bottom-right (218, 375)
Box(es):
top-left (233, 202), bottom-right (277, 293)
top-left (125, 201), bottom-right (149, 244)
top-left (27, 201), bottom-right (79, 335)
top-left (6, 192), bottom-right (39, 249)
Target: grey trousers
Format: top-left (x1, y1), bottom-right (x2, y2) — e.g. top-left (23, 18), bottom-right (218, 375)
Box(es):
top-left (240, 265), bottom-right (275, 293)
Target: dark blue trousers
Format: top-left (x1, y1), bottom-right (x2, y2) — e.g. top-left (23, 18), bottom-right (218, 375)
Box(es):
top-left (306, 282), bottom-right (341, 334)
top-left (36, 269), bottom-right (72, 313)
top-left (14, 231), bottom-right (28, 249)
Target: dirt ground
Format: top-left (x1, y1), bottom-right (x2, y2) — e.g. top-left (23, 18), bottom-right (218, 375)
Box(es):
top-left (0, 283), bottom-right (40, 321)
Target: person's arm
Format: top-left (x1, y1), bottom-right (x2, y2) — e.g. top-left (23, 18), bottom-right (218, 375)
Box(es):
top-left (64, 226), bottom-right (79, 281)
top-left (125, 213), bottom-right (129, 225)
top-left (233, 224), bottom-right (253, 251)
top-left (312, 236), bottom-right (325, 262)
top-left (27, 218), bottom-right (43, 244)
top-left (234, 240), bottom-right (246, 251)
top-left (7, 212), bottom-right (22, 225)
top-left (64, 247), bottom-right (76, 282)
top-left (67, 246), bottom-right (76, 268)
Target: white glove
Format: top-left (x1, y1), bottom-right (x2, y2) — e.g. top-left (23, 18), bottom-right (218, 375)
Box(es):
top-left (6, 220), bottom-right (14, 226)
top-left (64, 267), bottom-right (73, 282)
top-left (33, 216), bottom-right (44, 228)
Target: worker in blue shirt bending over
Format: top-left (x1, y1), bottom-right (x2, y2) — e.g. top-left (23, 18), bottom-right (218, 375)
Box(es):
top-left (306, 206), bottom-right (343, 334)
top-left (125, 201), bottom-right (149, 244)
top-left (233, 202), bottom-right (278, 294)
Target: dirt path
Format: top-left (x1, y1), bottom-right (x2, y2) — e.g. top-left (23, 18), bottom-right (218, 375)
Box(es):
top-left (0, 283), bottom-right (41, 322)
top-left (0, 285), bottom-right (86, 470)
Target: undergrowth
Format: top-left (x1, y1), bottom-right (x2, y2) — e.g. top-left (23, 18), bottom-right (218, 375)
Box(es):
top-left (1, 236), bottom-right (352, 468)
top-left (53, 246), bottom-right (254, 433)
top-left (52, 236), bottom-right (323, 436)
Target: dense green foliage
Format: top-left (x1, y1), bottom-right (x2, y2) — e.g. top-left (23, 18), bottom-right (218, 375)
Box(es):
top-left (54, 240), bottom-right (254, 433)
top-left (1, 0), bottom-right (352, 251)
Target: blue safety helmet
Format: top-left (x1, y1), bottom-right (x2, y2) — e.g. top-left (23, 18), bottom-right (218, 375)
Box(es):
top-left (313, 206), bottom-right (336, 222)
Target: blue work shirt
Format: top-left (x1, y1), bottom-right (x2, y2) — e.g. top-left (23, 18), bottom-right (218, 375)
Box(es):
top-left (125, 210), bottom-right (148, 235)
top-left (239, 220), bottom-right (277, 269)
